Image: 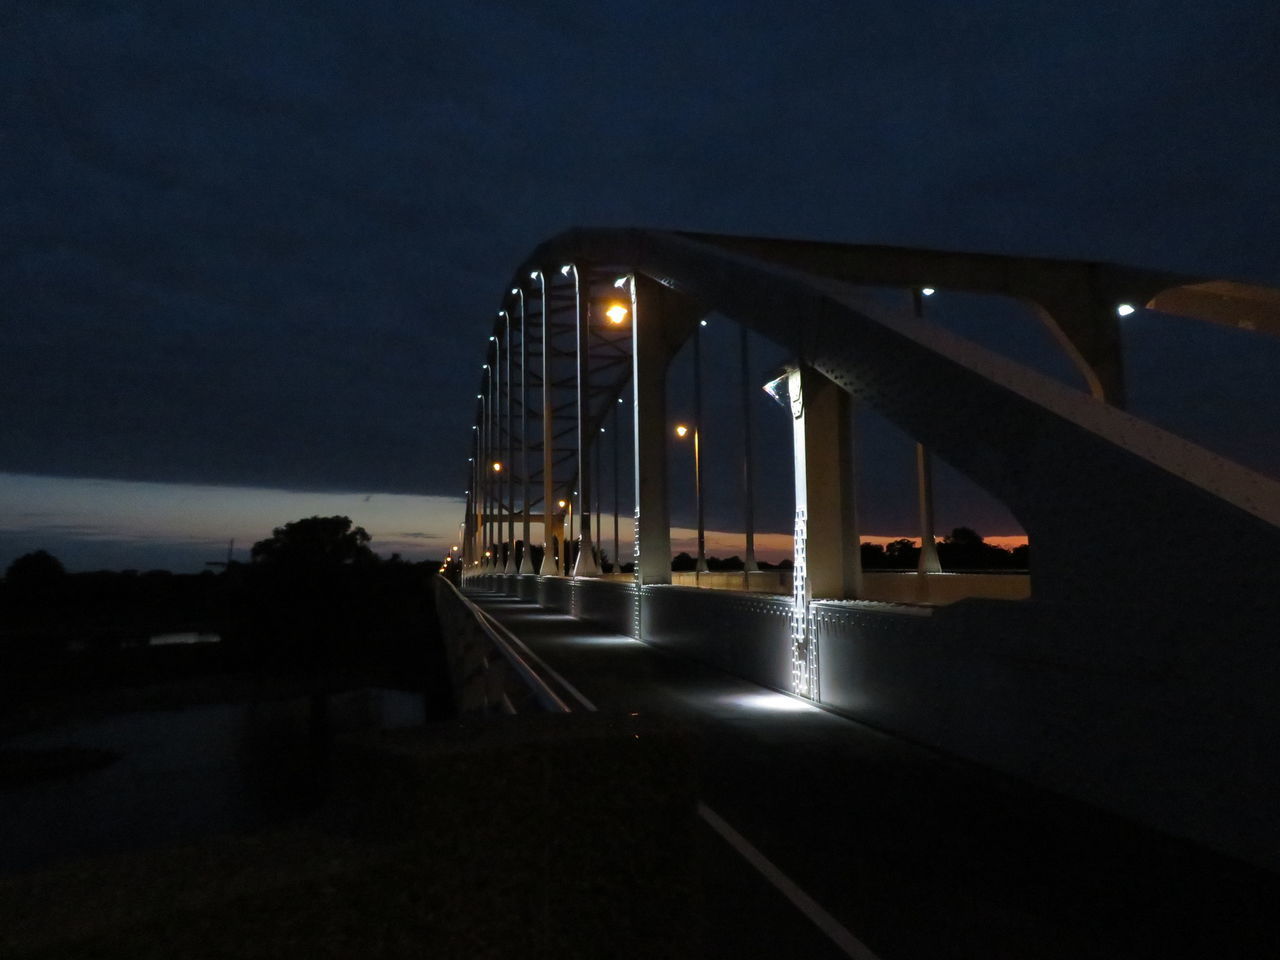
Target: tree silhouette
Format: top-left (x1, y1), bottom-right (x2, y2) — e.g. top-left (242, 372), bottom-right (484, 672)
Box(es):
top-left (5, 550), bottom-right (66, 587)
top-left (250, 516), bottom-right (374, 569)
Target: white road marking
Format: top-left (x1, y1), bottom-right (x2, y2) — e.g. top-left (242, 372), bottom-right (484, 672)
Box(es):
top-left (479, 596), bottom-right (877, 957)
top-left (698, 802), bottom-right (883, 960)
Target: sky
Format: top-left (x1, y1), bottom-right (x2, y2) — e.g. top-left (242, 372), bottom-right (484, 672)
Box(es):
top-left (3, 1), bottom-right (1278, 571)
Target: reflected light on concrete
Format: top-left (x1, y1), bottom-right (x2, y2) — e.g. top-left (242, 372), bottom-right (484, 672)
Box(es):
top-left (561, 633), bottom-right (641, 649)
top-left (720, 692), bottom-right (818, 713)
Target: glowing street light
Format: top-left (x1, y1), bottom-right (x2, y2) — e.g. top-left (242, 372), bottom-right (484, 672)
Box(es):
top-left (674, 421), bottom-right (707, 572)
top-left (557, 499), bottom-right (567, 509)
top-left (492, 461), bottom-right (503, 472)
top-left (1116, 303), bottom-right (1136, 317)
top-left (921, 287), bottom-right (936, 296)
top-left (605, 303), bottom-right (629, 324)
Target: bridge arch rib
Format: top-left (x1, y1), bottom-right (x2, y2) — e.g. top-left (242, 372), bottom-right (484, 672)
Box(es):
top-left (514, 228), bottom-right (1280, 608)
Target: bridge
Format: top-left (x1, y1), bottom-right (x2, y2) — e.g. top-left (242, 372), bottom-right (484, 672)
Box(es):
top-left (440, 230), bottom-right (1280, 955)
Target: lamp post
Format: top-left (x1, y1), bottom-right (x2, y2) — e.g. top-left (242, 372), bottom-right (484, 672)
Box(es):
top-left (558, 498), bottom-right (572, 573)
top-left (568, 263), bottom-right (600, 577)
top-left (502, 307), bottom-right (515, 573)
top-left (533, 269), bottom-right (559, 576)
top-left (691, 322), bottom-right (709, 573)
top-left (515, 285), bottom-right (535, 574)
top-left (912, 287), bottom-right (942, 576)
top-left (603, 294), bottom-right (629, 573)
top-left (740, 324), bottom-right (759, 574)
top-left (674, 422), bottom-right (707, 574)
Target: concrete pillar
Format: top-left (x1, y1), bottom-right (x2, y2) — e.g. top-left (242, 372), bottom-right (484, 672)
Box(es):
top-left (517, 289), bottom-right (534, 573)
top-left (789, 364), bottom-right (861, 601)
top-left (571, 264), bottom-right (600, 577)
top-left (631, 277), bottom-right (672, 587)
top-left (786, 364), bottom-right (860, 699)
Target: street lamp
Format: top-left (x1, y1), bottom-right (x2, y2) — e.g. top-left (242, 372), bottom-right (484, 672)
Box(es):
top-left (557, 498), bottom-right (572, 573)
top-left (674, 422), bottom-right (708, 573)
top-left (605, 303), bottom-right (629, 324)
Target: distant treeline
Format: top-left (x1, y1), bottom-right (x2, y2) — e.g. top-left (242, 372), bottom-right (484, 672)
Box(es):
top-left (0, 519), bottom-right (448, 694)
top-left (673, 527), bottom-right (1028, 572)
top-left (455, 526), bottom-right (1029, 574)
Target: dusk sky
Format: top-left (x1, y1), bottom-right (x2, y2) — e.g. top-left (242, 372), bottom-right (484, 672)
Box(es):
top-left (3, 1), bottom-right (1278, 571)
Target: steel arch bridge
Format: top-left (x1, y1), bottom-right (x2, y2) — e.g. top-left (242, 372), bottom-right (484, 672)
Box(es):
top-left (449, 228), bottom-right (1280, 871)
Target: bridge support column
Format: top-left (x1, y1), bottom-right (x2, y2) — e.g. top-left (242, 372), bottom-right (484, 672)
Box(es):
top-left (503, 309), bottom-right (516, 573)
top-left (916, 444), bottom-right (942, 574)
top-left (517, 289), bottom-right (535, 574)
top-left (571, 264), bottom-right (601, 577)
top-left (787, 364), bottom-right (860, 697)
top-left (535, 271), bottom-right (559, 576)
top-left (910, 289), bottom-right (942, 577)
top-left (789, 365), bottom-right (861, 601)
top-left (631, 277), bottom-right (672, 587)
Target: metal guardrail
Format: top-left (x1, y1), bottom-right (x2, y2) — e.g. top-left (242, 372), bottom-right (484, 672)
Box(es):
top-left (433, 575), bottom-right (572, 715)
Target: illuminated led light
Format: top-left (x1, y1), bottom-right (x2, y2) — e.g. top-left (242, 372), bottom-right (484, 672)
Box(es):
top-left (492, 461), bottom-right (502, 472)
top-left (600, 427), bottom-right (606, 433)
top-left (613, 276), bottom-right (628, 288)
top-left (617, 397), bottom-right (623, 403)
top-left (699, 319), bottom-right (708, 326)
top-left (489, 336), bottom-right (496, 341)
top-left (1116, 303), bottom-right (1136, 317)
top-left (605, 303), bottom-right (629, 324)
top-left (497, 310), bottom-right (506, 317)
top-left (511, 288), bottom-right (519, 295)
top-left (674, 424), bottom-right (689, 438)
top-left (560, 265), bottom-right (572, 276)
top-left (762, 374), bottom-right (789, 408)
top-left (529, 270), bottom-right (540, 279)
top-left (558, 499), bottom-right (567, 508)
top-left (921, 287), bottom-right (935, 296)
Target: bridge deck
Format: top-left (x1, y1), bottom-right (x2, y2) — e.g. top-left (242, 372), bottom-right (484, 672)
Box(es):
top-left (469, 590), bottom-right (1279, 960)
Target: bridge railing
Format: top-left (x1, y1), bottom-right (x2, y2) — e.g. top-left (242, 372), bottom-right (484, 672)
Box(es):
top-left (433, 574), bottom-right (571, 715)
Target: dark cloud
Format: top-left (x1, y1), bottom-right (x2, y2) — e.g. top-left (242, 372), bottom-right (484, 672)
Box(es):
top-left (3, 0), bottom-right (1277, 521)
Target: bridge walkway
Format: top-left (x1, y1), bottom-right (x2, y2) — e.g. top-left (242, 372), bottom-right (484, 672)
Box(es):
top-left (469, 590), bottom-right (1279, 960)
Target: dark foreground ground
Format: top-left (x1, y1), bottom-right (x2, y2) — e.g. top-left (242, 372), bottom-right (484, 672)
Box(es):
top-left (3, 591), bottom-right (1279, 959)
